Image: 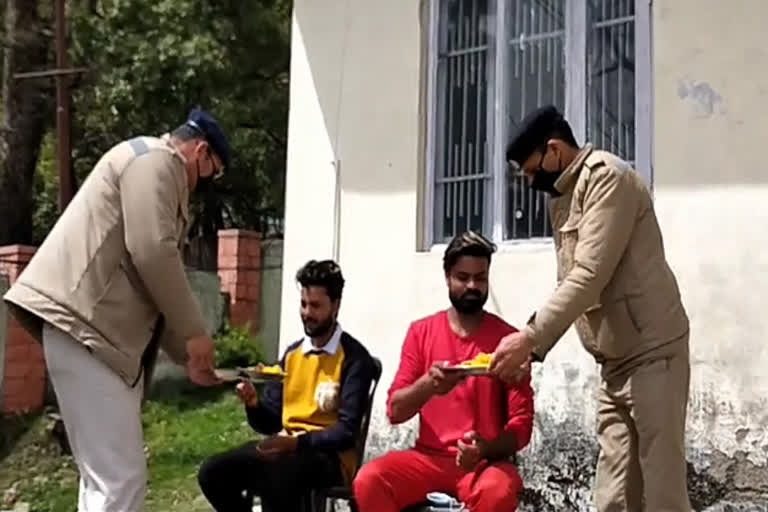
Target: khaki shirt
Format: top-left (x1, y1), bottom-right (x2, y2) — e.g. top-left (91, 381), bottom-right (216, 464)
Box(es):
top-left (3, 135), bottom-right (207, 386)
top-left (527, 144), bottom-right (689, 376)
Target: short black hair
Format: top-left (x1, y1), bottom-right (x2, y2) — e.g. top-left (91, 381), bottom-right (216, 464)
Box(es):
top-left (443, 231), bottom-right (497, 273)
top-left (296, 259), bottom-right (345, 302)
top-left (548, 118), bottom-right (578, 147)
top-left (506, 105), bottom-right (579, 166)
top-left (171, 123), bottom-right (205, 142)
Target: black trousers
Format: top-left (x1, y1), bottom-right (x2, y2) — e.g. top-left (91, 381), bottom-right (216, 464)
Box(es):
top-left (198, 441), bottom-right (343, 512)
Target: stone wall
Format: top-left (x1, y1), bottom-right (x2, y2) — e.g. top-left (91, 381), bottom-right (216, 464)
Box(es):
top-left (258, 239), bottom-right (283, 362)
top-left (151, 230), bottom-right (283, 381)
top-left (187, 269), bottom-right (227, 335)
top-left (150, 269), bottom-right (229, 382)
top-left (360, 393), bottom-right (768, 511)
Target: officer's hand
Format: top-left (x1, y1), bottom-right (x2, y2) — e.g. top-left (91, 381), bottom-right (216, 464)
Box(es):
top-left (490, 331), bottom-right (533, 383)
top-left (185, 335), bottom-right (221, 386)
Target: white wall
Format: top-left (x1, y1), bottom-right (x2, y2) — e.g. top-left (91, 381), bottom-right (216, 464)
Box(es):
top-left (653, 0), bottom-right (768, 473)
top-left (281, 0), bottom-right (768, 507)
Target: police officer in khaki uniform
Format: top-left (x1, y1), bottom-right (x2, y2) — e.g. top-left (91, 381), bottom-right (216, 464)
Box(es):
top-left (489, 106), bottom-right (691, 511)
top-left (3, 108), bottom-right (231, 512)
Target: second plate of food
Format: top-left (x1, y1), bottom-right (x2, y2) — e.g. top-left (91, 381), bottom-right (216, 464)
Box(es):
top-left (241, 364), bottom-right (287, 382)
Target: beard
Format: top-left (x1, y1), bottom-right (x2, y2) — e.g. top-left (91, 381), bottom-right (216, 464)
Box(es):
top-left (449, 289), bottom-right (488, 315)
top-left (302, 315), bottom-right (335, 338)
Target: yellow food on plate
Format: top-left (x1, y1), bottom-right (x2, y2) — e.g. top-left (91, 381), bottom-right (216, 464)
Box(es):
top-left (458, 352), bottom-right (492, 368)
top-left (258, 364), bottom-right (286, 376)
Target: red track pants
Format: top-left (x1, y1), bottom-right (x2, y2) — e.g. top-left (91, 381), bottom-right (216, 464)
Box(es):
top-left (353, 449), bottom-right (522, 512)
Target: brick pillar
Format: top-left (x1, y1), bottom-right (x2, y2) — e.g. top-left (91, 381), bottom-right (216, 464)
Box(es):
top-left (0, 245), bottom-right (45, 415)
top-left (0, 245), bottom-right (36, 284)
top-left (217, 230), bottom-right (262, 332)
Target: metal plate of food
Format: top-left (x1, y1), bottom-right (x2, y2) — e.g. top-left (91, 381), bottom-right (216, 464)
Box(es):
top-left (240, 364), bottom-right (287, 383)
top-left (215, 365), bottom-right (287, 383)
top-left (440, 365), bottom-right (492, 377)
top-left (214, 368), bottom-right (245, 383)
top-left (440, 353), bottom-right (493, 377)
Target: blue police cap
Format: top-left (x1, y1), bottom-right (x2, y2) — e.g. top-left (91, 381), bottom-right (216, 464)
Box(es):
top-left (186, 108), bottom-right (232, 170)
top-left (505, 105), bottom-right (564, 166)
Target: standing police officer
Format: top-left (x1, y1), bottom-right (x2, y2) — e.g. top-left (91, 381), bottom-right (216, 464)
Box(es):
top-left (490, 105), bottom-right (692, 511)
top-left (4, 108), bottom-right (230, 512)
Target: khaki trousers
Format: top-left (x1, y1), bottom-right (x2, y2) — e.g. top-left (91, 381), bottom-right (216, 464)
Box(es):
top-left (594, 343), bottom-right (691, 512)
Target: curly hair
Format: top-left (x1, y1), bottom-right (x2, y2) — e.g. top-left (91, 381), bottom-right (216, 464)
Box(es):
top-left (295, 259), bottom-right (345, 301)
top-left (443, 231), bottom-right (497, 273)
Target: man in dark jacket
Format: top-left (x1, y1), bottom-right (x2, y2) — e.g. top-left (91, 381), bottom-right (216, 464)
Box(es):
top-left (198, 259), bottom-right (374, 512)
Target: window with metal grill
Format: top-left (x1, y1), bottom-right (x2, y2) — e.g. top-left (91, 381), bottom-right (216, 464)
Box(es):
top-left (425, 0), bottom-right (652, 246)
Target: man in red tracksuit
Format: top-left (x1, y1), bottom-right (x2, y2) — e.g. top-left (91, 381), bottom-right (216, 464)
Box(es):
top-left (353, 231), bottom-right (534, 512)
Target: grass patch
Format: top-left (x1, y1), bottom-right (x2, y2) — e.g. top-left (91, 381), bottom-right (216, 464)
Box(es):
top-left (0, 378), bottom-right (257, 512)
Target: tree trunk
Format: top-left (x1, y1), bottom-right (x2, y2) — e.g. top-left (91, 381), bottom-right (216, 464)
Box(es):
top-left (0, 0), bottom-right (52, 245)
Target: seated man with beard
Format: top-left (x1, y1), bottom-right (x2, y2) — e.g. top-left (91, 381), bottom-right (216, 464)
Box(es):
top-left (198, 259), bottom-right (375, 512)
top-left (353, 232), bottom-right (535, 512)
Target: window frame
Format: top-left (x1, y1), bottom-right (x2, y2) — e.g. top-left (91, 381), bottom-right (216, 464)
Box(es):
top-left (422, 0), bottom-right (654, 250)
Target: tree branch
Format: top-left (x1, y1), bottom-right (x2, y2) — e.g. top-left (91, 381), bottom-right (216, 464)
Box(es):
top-left (240, 69), bottom-right (285, 82)
top-left (238, 122), bottom-right (286, 149)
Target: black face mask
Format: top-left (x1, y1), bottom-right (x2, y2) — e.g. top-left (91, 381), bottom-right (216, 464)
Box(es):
top-left (449, 289), bottom-right (488, 315)
top-left (197, 175), bottom-right (214, 193)
top-left (195, 161), bottom-right (215, 193)
top-left (529, 149), bottom-right (564, 197)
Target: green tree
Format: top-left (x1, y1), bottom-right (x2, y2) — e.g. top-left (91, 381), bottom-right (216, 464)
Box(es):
top-left (32, 133), bottom-right (58, 244)
top-left (0, 0), bottom-right (54, 245)
top-left (32, 0), bottom-right (290, 260)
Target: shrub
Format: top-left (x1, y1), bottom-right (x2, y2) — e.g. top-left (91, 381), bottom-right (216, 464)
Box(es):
top-left (214, 324), bottom-right (265, 368)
